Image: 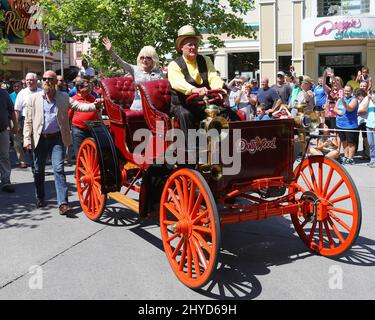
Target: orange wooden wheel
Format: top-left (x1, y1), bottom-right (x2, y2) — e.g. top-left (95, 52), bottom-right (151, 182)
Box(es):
top-left (160, 168), bottom-right (220, 289)
top-left (76, 138), bottom-right (106, 221)
top-left (291, 156), bottom-right (361, 256)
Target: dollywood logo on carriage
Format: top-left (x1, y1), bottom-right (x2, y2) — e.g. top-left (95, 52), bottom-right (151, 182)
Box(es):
top-left (239, 137), bottom-right (277, 154)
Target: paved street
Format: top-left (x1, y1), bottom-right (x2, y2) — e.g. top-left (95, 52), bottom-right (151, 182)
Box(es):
top-left (0, 147), bottom-right (374, 300)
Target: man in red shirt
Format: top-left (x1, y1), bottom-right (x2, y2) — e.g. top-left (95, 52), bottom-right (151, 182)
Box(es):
top-left (69, 79), bottom-right (101, 157)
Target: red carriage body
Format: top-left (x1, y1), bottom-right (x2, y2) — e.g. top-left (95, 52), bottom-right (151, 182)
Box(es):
top-left (75, 77), bottom-right (362, 289)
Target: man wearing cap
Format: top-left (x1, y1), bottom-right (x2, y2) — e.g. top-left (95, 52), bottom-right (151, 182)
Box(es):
top-left (295, 75), bottom-right (315, 111)
top-left (168, 25), bottom-right (238, 136)
top-left (272, 71), bottom-right (292, 104)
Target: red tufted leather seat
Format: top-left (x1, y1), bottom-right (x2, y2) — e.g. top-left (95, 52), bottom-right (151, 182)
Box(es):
top-left (100, 77), bottom-right (136, 122)
top-left (138, 79), bottom-right (174, 134)
top-left (100, 77), bottom-right (148, 151)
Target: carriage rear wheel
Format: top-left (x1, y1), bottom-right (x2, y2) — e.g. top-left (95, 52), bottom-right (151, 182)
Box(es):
top-left (291, 156), bottom-right (361, 256)
top-left (160, 168), bottom-right (220, 289)
top-left (76, 138), bottom-right (106, 221)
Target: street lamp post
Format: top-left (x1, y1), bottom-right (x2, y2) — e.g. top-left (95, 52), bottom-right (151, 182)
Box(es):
top-left (38, 31), bottom-right (50, 73)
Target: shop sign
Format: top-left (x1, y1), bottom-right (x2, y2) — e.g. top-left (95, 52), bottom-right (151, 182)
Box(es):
top-left (6, 44), bottom-right (54, 58)
top-left (1, 0), bottom-right (42, 45)
top-left (303, 16), bottom-right (375, 42)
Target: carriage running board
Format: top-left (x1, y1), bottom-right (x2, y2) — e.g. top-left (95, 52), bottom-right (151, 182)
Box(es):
top-left (108, 192), bottom-right (139, 214)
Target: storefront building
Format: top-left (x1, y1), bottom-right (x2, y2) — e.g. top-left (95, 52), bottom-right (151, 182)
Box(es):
top-left (0, 0), bottom-right (73, 80)
top-left (202, 0), bottom-right (375, 85)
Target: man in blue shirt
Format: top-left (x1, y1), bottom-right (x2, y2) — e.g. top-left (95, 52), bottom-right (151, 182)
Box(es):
top-left (256, 77), bottom-right (281, 116)
top-left (9, 81), bottom-right (22, 105)
top-left (23, 70), bottom-right (101, 215)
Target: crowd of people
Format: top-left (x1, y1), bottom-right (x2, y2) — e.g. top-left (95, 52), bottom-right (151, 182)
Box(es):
top-left (1, 24), bottom-right (374, 216)
top-left (225, 66), bottom-right (374, 167)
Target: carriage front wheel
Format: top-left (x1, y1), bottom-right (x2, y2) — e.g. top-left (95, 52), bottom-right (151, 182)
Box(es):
top-left (76, 138), bottom-right (106, 221)
top-left (160, 168), bottom-right (220, 289)
top-left (291, 156), bottom-right (361, 256)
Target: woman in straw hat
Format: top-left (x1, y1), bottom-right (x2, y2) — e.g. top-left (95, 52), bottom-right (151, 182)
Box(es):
top-left (167, 25), bottom-right (238, 136)
top-left (102, 37), bottom-right (163, 111)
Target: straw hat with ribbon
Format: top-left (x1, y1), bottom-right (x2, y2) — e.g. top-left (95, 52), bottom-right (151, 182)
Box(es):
top-left (175, 25), bottom-right (202, 53)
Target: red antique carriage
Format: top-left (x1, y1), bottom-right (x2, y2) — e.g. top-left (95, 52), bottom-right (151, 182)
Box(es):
top-left (75, 77), bottom-right (361, 289)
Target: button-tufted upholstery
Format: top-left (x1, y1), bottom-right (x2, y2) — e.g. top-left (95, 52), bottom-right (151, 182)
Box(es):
top-left (139, 79), bottom-right (173, 134)
top-left (101, 77), bottom-right (135, 108)
top-left (100, 77), bottom-right (147, 151)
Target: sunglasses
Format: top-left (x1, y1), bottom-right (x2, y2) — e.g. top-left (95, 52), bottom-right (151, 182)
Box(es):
top-left (140, 56), bottom-right (152, 61)
top-left (42, 77), bottom-right (55, 82)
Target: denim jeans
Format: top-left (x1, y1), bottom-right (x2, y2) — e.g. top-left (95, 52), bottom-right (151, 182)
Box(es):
top-left (71, 126), bottom-right (91, 158)
top-left (367, 127), bottom-right (375, 164)
top-left (0, 130), bottom-right (11, 185)
top-left (33, 134), bottom-right (68, 205)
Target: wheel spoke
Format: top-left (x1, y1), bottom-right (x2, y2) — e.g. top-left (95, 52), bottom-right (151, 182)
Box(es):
top-left (79, 155), bottom-right (89, 172)
top-left (82, 148), bottom-right (90, 166)
top-left (318, 161), bottom-right (323, 194)
top-left (322, 167), bottom-right (334, 197)
top-left (92, 186), bottom-right (100, 210)
top-left (189, 238), bottom-right (201, 277)
top-left (187, 180), bottom-right (196, 214)
top-left (308, 220), bottom-right (318, 243)
top-left (301, 171), bottom-right (314, 191)
top-left (167, 231), bottom-right (181, 244)
top-left (308, 163), bottom-right (320, 194)
top-left (172, 236), bottom-right (184, 259)
top-left (191, 210), bottom-right (208, 225)
top-left (192, 230), bottom-right (212, 256)
top-left (179, 240), bottom-right (187, 271)
top-left (187, 241), bottom-right (192, 278)
top-left (330, 194), bottom-right (351, 204)
top-left (327, 216), bottom-right (345, 244)
top-left (192, 225), bottom-right (211, 234)
top-left (78, 166), bottom-right (88, 176)
top-left (326, 178), bottom-right (344, 200)
top-left (167, 188), bottom-right (183, 215)
top-left (164, 203), bottom-right (184, 221)
top-left (83, 185), bottom-right (91, 206)
top-left (327, 206), bottom-right (353, 216)
top-left (174, 179), bottom-right (186, 215)
top-left (191, 237), bottom-right (209, 269)
top-left (89, 189), bottom-right (94, 214)
top-left (191, 193), bottom-right (204, 220)
top-left (323, 220), bottom-right (335, 249)
top-left (318, 221), bottom-right (323, 250)
top-left (80, 183), bottom-right (89, 194)
top-left (163, 219), bottom-right (178, 225)
top-left (328, 212), bottom-right (351, 232)
top-left (181, 176), bottom-right (189, 214)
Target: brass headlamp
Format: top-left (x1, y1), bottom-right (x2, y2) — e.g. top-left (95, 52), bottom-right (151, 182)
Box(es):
top-left (199, 97), bottom-right (229, 180)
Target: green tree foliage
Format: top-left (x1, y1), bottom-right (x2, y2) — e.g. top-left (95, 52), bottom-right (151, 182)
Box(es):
top-left (0, 11), bottom-right (9, 65)
top-left (40, 0), bottom-right (256, 75)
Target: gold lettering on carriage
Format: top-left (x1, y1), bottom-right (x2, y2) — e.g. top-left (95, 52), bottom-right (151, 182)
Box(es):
top-left (239, 137), bottom-right (277, 154)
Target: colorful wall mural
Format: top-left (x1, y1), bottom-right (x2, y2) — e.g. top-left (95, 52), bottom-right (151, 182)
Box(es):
top-left (0, 0), bottom-right (42, 45)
